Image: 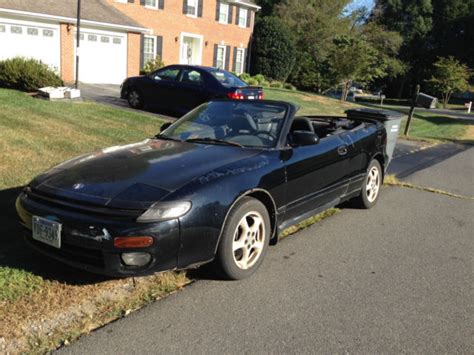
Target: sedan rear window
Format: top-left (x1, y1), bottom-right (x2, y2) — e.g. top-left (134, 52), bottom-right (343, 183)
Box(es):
top-left (209, 69), bottom-right (247, 88)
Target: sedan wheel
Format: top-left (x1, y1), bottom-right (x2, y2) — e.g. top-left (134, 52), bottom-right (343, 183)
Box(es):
top-left (214, 197), bottom-right (270, 280)
top-left (128, 88), bottom-right (144, 109)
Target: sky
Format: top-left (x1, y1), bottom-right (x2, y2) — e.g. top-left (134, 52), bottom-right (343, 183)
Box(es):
top-left (345, 0), bottom-right (375, 13)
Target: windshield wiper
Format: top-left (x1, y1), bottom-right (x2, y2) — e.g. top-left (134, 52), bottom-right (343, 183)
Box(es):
top-left (154, 134), bottom-right (182, 142)
top-left (185, 137), bottom-right (243, 147)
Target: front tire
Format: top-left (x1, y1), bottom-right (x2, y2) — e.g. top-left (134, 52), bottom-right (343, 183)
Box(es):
top-left (214, 197), bottom-right (271, 280)
top-left (127, 88), bottom-right (144, 109)
top-left (352, 159), bottom-right (382, 209)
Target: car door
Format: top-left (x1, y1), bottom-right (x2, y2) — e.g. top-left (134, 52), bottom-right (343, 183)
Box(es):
top-left (282, 134), bottom-right (351, 223)
top-left (142, 66), bottom-right (181, 110)
top-left (173, 68), bottom-right (211, 114)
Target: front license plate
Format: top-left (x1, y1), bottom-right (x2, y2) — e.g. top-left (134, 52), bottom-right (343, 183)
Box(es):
top-left (247, 95), bottom-right (255, 100)
top-left (32, 216), bottom-right (62, 249)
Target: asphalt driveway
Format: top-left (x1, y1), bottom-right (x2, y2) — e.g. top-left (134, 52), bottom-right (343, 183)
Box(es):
top-left (58, 142), bottom-right (474, 354)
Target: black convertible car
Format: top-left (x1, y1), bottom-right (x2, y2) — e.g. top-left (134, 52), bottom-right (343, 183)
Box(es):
top-left (16, 101), bottom-right (400, 279)
top-left (120, 65), bottom-right (263, 115)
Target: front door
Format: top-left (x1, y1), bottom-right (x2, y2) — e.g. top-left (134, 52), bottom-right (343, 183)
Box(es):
top-left (180, 35), bottom-right (202, 65)
top-left (282, 135), bottom-right (351, 223)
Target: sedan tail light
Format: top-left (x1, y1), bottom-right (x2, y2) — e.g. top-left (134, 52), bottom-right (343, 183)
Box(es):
top-left (258, 92), bottom-right (264, 100)
top-left (227, 90), bottom-right (245, 100)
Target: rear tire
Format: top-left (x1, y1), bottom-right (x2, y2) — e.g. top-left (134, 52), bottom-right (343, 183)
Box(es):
top-left (214, 197), bottom-right (271, 280)
top-left (128, 88), bottom-right (144, 109)
top-left (352, 159), bottom-right (382, 209)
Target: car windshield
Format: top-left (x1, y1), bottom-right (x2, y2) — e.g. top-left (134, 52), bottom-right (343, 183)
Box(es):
top-left (160, 101), bottom-right (288, 148)
top-left (209, 69), bottom-right (247, 88)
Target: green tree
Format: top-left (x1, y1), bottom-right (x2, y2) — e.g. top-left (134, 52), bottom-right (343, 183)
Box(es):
top-left (371, 0), bottom-right (433, 97)
top-left (276, 0), bottom-right (351, 91)
top-left (431, 0), bottom-right (474, 69)
top-left (426, 56), bottom-right (471, 108)
top-left (255, 0), bottom-right (283, 16)
top-left (250, 17), bottom-right (295, 81)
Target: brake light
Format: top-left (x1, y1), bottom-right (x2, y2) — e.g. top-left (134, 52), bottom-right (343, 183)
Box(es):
top-left (227, 90), bottom-right (245, 100)
top-left (114, 236), bottom-right (154, 248)
top-left (258, 92), bottom-right (264, 100)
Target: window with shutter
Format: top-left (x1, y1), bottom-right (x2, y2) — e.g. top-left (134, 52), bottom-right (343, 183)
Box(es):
top-left (144, 0), bottom-right (158, 9)
top-left (186, 0), bottom-right (198, 17)
top-left (216, 45), bottom-right (226, 69)
top-left (235, 48), bottom-right (245, 74)
top-left (238, 8), bottom-right (248, 27)
top-left (143, 36), bottom-right (156, 68)
top-left (218, 2), bottom-right (229, 23)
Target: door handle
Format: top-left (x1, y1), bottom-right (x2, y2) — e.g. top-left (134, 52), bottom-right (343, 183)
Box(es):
top-left (337, 145), bottom-right (348, 156)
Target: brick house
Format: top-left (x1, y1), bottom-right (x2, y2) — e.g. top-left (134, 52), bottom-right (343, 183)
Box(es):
top-left (0, 0), bottom-right (259, 85)
top-left (107, 0), bottom-right (260, 75)
top-left (0, 0), bottom-right (146, 84)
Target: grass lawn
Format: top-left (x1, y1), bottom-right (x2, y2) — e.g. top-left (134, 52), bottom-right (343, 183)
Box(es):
top-left (0, 87), bottom-right (470, 352)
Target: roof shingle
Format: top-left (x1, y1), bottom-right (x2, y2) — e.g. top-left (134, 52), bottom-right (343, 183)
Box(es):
top-left (0, 0), bottom-right (142, 29)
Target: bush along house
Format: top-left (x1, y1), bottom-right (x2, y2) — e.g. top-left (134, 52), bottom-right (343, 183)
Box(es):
top-left (107, 0), bottom-right (260, 74)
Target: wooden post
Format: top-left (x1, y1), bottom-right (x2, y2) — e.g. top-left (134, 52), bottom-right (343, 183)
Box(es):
top-left (404, 84), bottom-right (420, 136)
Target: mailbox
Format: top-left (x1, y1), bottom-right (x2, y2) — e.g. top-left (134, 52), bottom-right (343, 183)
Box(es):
top-left (416, 93), bottom-right (438, 109)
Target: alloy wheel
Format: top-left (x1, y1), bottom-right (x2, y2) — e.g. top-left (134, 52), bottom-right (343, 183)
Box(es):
top-left (232, 211), bottom-right (266, 270)
top-left (366, 166), bottom-right (380, 203)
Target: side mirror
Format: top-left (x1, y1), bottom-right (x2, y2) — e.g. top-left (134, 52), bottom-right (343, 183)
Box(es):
top-left (160, 122), bottom-right (172, 133)
top-left (290, 131), bottom-right (319, 147)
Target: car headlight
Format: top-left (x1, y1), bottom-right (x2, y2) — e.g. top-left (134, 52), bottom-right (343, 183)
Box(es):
top-left (137, 201), bottom-right (192, 223)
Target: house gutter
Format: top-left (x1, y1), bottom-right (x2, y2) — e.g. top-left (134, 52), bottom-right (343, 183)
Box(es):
top-left (0, 8), bottom-right (149, 33)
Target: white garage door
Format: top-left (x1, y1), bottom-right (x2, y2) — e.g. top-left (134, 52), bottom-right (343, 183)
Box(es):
top-left (77, 28), bottom-right (127, 85)
top-left (0, 17), bottom-right (60, 72)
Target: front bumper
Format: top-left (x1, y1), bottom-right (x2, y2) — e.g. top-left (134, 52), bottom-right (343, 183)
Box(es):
top-left (16, 189), bottom-right (180, 277)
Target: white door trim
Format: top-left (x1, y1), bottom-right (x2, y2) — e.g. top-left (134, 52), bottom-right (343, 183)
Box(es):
top-left (179, 32), bottom-right (203, 65)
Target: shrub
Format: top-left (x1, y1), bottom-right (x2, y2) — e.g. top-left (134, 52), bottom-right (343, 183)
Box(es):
top-left (0, 57), bottom-right (63, 92)
top-left (252, 74), bottom-right (266, 85)
top-left (239, 72), bottom-right (252, 81)
top-left (246, 78), bottom-right (259, 86)
top-left (284, 83), bottom-right (297, 90)
top-left (250, 16), bottom-right (296, 81)
top-left (141, 56), bottom-right (165, 75)
top-left (269, 81), bottom-right (284, 88)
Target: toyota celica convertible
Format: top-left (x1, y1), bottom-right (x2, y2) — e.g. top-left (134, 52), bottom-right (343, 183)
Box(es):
top-left (16, 101), bottom-right (401, 279)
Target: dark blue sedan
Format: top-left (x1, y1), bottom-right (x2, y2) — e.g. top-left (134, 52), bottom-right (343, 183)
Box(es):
top-left (120, 64), bottom-right (264, 115)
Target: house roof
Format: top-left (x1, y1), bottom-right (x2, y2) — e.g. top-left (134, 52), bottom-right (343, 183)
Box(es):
top-left (0, 0), bottom-right (144, 30)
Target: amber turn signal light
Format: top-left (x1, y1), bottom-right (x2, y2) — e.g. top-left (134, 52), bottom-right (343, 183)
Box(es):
top-left (114, 236), bottom-right (154, 248)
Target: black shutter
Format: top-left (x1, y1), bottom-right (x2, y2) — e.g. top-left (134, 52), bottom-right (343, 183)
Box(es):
top-left (156, 35), bottom-right (163, 59)
top-left (228, 5), bottom-right (233, 24)
top-left (225, 45), bottom-right (231, 70)
top-left (198, 0), bottom-right (203, 17)
top-left (158, 0), bottom-right (164, 9)
top-left (182, 0), bottom-right (187, 14)
top-left (235, 7), bottom-right (240, 25)
top-left (232, 47), bottom-right (237, 72)
top-left (213, 44), bottom-right (218, 67)
top-left (246, 10), bottom-right (251, 27)
top-left (215, 0), bottom-right (220, 21)
top-left (140, 0), bottom-right (145, 5)
top-left (140, 34), bottom-right (145, 69)
top-left (243, 48), bottom-right (248, 73)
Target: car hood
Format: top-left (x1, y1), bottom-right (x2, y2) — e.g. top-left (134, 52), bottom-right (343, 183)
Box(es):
top-left (30, 139), bottom-right (260, 209)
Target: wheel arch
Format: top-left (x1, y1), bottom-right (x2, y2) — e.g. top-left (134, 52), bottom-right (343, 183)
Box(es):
top-left (371, 153), bottom-right (386, 182)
